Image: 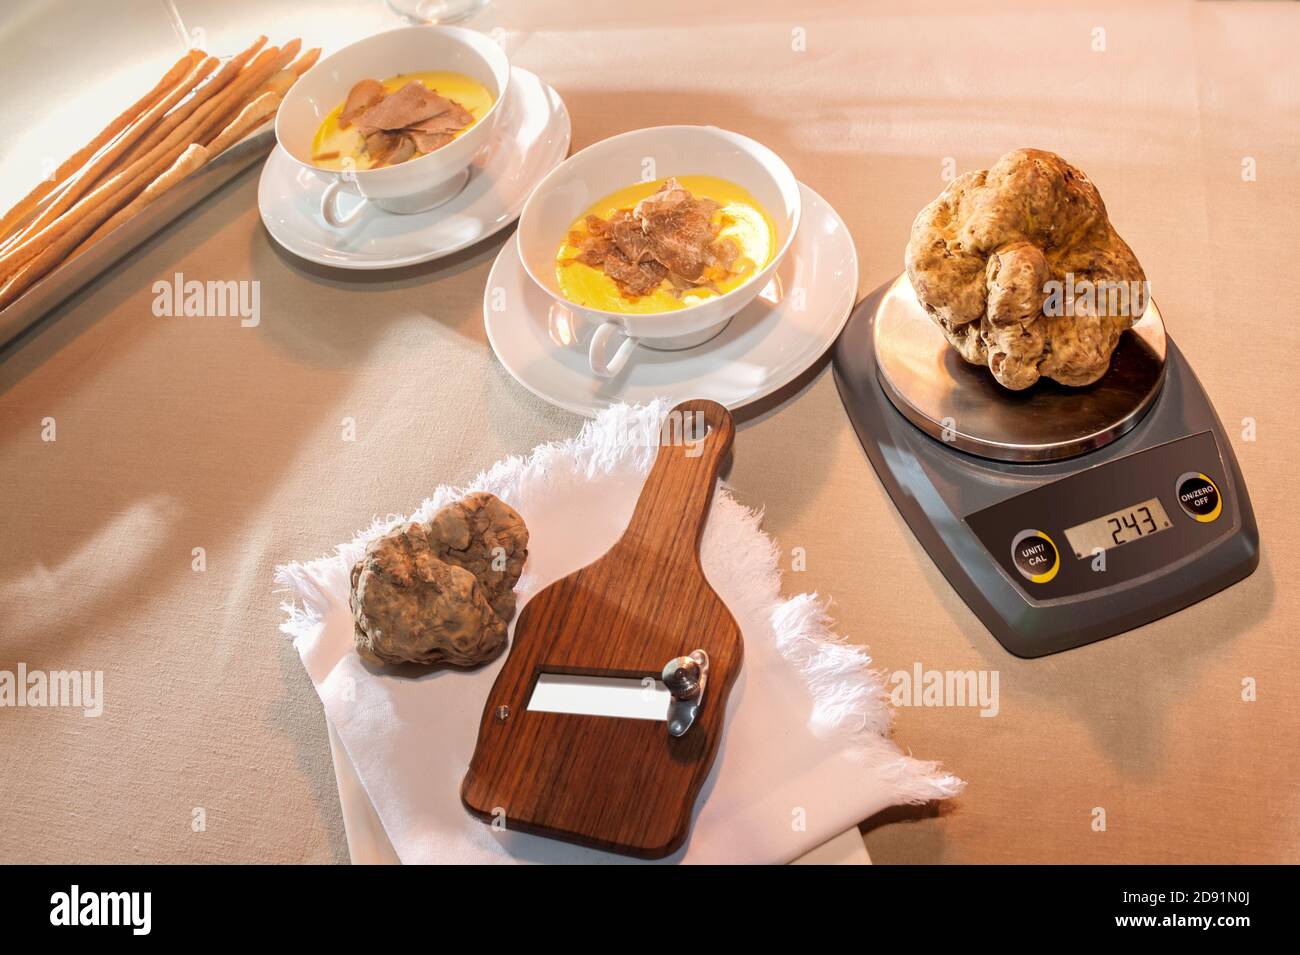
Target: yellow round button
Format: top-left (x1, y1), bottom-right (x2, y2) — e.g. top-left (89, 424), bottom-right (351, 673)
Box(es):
top-left (1176, 472), bottom-right (1222, 523)
top-left (1010, 529), bottom-right (1059, 584)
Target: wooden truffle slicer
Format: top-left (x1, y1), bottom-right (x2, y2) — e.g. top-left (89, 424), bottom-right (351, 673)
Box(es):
top-left (462, 399), bottom-right (743, 858)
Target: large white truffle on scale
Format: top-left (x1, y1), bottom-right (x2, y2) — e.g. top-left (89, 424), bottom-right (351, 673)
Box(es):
top-left (905, 148), bottom-right (1147, 390)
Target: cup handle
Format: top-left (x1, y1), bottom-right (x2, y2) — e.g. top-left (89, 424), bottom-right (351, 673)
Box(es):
top-left (589, 321), bottom-right (639, 378)
top-left (321, 179), bottom-right (368, 228)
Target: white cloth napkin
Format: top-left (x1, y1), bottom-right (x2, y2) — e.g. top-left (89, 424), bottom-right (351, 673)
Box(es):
top-left (277, 401), bottom-right (961, 863)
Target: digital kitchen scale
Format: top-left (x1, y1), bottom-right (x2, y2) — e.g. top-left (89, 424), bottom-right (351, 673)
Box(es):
top-left (833, 274), bottom-right (1259, 657)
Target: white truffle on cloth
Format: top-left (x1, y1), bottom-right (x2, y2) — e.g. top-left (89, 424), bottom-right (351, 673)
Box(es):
top-left (905, 148), bottom-right (1147, 390)
top-left (350, 493), bottom-right (529, 668)
top-left (425, 491), bottom-right (529, 624)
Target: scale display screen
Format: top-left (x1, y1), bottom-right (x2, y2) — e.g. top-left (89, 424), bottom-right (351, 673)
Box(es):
top-left (1064, 497), bottom-right (1173, 558)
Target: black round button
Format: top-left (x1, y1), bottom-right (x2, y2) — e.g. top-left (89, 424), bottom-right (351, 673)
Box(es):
top-left (1176, 472), bottom-right (1222, 523)
top-left (1010, 529), bottom-right (1059, 584)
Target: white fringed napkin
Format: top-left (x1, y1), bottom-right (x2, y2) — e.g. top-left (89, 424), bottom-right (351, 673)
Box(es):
top-left (277, 401), bottom-right (961, 863)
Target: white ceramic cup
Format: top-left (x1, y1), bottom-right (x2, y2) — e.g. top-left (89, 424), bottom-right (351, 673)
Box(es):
top-left (516, 126), bottom-right (802, 378)
top-left (275, 25), bottom-right (510, 227)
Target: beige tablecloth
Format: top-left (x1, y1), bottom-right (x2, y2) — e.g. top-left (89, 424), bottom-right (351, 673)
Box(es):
top-left (1, 0), bottom-right (1296, 863)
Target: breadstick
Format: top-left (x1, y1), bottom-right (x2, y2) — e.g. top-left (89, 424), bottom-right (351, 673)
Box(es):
top-left (0, 136), bottom-right (204, 309)
top-left (207, 92), bottom-right (279, 157)
top-left (289, 47), bottom-right (321, 77)
top-left (75, 144), bottom-right (209, 256)
top-left (264, 70), bottom-right (295, 97)
top-left (177, 44), bottom-right (281, 151)
top-left (82, 86), bottom-right (273, 253)
top-left (0, 131), bottom-right (197, 310)
top-left (263, 47), bottom-right (318, 99)
top-left (0, 36), bottom-right (299, 312)
top-left (0, 51), bottom-right (201, 243)
top-left (0, 197), bottom-right (120, 311)
top-left (111, 36), bottom-right (266, 172)
top-left (0, 54), bottom-right (218, 273)
top-left (20, 133), bottom-right (200, 269)
top-left (203, 39), bottom-right (299, 142)
top-left (0, 49), bottom-right (273, 282)
top-left (0, 257), bottom-right (46, 312)
top-left (0, 179), bottom-right (65, 255)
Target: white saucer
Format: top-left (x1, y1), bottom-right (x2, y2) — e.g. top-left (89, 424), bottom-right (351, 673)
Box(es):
top-left (258, 68), bottom-right (570, 269)
top-left (483, 182), bottom-right (859, 416)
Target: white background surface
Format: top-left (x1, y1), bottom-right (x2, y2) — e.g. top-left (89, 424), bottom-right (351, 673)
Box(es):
top-left (1, 0), bottom-right (1296, 863)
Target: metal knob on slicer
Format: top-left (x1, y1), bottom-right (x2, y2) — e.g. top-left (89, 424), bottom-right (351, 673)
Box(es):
top-left (663, 650), bottom-right (709, 737)
top-left (662, 655), bottom-right (703, 699)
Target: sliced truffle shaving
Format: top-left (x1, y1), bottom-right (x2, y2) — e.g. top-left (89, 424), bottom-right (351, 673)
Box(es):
top-left (601, 251), bottom-right (668, 297)
top-left (407, 129), bottom-right (454, 153)
top-left (383, 134), bottom-right (417, 166)
top-left (566, 230), bottom-right (614, 268)
top-left (364, 130), bottom-right (400, 163)
top-left (566, 224), bottom-right (666, 297)
top-left (563, 179), bottom-right (747, 298)
top-left (355, 80), bottom-right (454, 133)
top-left (633, 178), bottom-right (721, 222)
top-left (406, 101), bottom-right (474, 133)
top-left (640, 212), bottom-right (715, 280)
top-left (633, 178), bottom-right (725, 280)
top-left (667, 270), bottom-right (716, 294)
top-left (608, 209), bottom-right (654, 263)
top-left (339, 78), bottom-right (385, 129)
top-left (708, 236), bottom-right (740, 271)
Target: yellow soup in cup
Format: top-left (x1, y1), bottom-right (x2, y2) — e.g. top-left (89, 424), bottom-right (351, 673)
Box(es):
top-left (555, 175), bottom-right (777, 314)
top-left (310, 70), bottom-right (495, 171)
